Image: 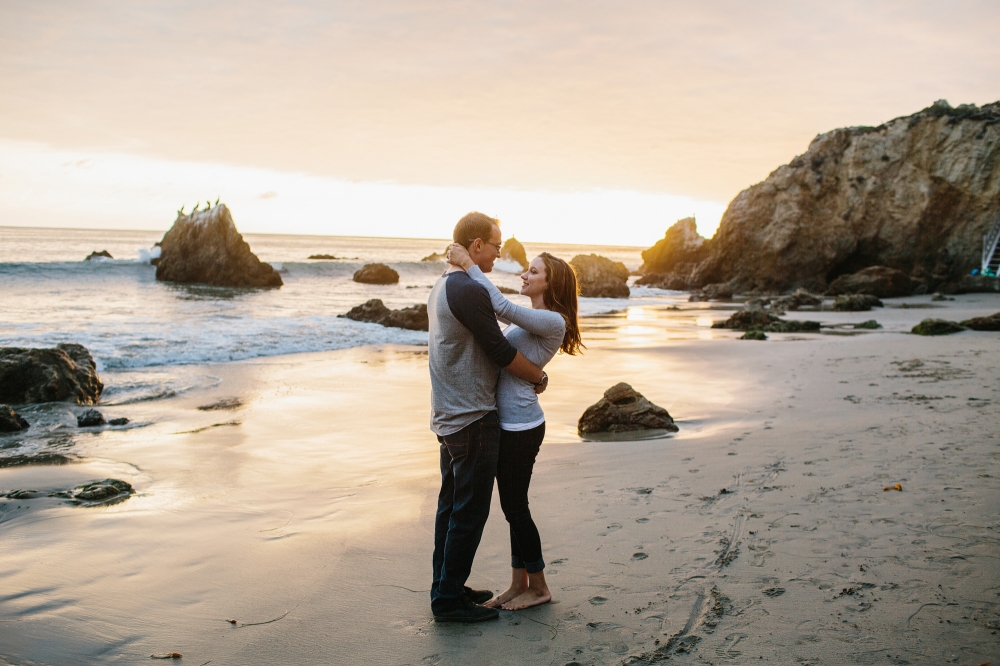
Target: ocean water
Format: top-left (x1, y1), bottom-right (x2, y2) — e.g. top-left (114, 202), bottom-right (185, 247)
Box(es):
top-left (0, 226), bottom-right (684, 374)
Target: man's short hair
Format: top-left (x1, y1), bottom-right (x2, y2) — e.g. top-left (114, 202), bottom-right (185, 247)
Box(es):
top-left (453, 212), bottom-right (500, 249)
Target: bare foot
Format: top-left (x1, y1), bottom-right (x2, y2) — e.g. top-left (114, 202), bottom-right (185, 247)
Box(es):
top-left (501, 587), bottom-right (551, 610)
top-left (484, 584), bottom-right (527, 608)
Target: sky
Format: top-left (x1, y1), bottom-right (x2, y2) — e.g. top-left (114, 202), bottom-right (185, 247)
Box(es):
top-left (1, 1), bottom-right (997, 244)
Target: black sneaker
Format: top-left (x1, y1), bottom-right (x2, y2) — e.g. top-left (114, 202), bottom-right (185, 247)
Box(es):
top-left (463, 585), bottom-right (494, 605)
top-left (433, 598), bottom-right (500, 623)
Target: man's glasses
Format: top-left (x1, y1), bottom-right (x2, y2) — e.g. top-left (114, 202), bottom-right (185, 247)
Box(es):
top-left (468, 239), bottom-right (502, 254)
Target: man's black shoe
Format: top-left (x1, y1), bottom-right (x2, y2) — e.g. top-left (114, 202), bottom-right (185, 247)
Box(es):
top-left (463, 585), bottom-right (494, 605)
top-left (433, 598), bottom-right (500, 623)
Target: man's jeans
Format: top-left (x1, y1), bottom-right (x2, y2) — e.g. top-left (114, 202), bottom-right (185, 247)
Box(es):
top-left (431, 411), bottom-right (500, 612)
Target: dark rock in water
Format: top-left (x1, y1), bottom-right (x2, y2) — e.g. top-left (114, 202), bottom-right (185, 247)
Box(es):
top-left (912, 318), bottom-right (965, 335)
top-left (0, 343), bottom-right (103, 405)
top-left (85, 250), bottom-right (113, 261)
top-left (0, 405), bottom-right (29, 432)
top-left (108, 417), bottom-right (129, 426)
top-left (959, 312), bottom-right (1000, 331)
top-left (578, 383), bottom-right (678, 434)
top-left (634, 272), bottom-right (691, 290)
top-left (497, 286), bottom-right (519, 294)
top-left (663, 101), bottom-right (1000, 293)
top-left (501, 237), bottom-right (529, 270)
top-left (740, 331), bottom-right (768, 340)
top-left (853, 320), bottom-right (882, 329)
top-left (198, 397), bottom-right (243, 411)
top-left (76, 409), bottom-right (105, 427)
top-left (833, 294), bottom-right (883, 311)
top-left (156, 204), bottom-right (282, 288)
top-left (353, 263), bottom-right (400, 284)
top-left (711, 310), bottom-right (820, 333)
top-left (54, 479), bottom-right (134, 506)
top-left (341, 299), bottom-right (429, 331)
top-left (307, 254), bottom-right (340, 260)
top-left (772, 289), bottom-right (823, 311)
top-left (827, 266), bottom-right (914, 297)
top-left (639, 217), bottom-right (709, 275)
top-left (570, 255), bottom-right (630, 298)
top-left (689, 283), bottom-right (734, 302)
top-left (0, 452), bottom-right (72, 468)
top-left (421, 246), bottom-right (449, 262)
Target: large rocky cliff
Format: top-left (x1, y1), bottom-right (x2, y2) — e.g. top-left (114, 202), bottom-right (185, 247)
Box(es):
top-left (645, 101), bottom-right (1000, 294)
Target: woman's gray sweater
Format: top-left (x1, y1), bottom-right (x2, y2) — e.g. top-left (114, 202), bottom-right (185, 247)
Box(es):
top-left (467, 266), bottom-right (566, 431)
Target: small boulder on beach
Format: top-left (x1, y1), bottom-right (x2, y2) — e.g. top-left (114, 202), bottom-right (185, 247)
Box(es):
top-left (501, 237), bottom-right (529, 270)
top-left (353, 263), bottom-right (400, 284)
top-left (0, 405), bottom-right (29, 432)
top-left (833, 294), bottom-right (883, 311)
top-left (740, 331), bottom-right (768, 340)
top-left (155, 204), bottom-right (282, 288)
top-left (0, 343), bottom-right (103, 405)
top-left (578, 383), bottom-right (678, 434)
top-left (85, 250), bottom-right (113, 261)
top-left (77, 409), bottom-right (106, 427)
top-left (341, 299), bottom-right (429, 331)
top-left (853, 320), bottom-right (882, 329)
top-left (569, 254), bottom-right (630, 298)
top-left (960, 311), bottom-right (1000, 331)
top-left (711, 310), bottom-right (820, 333)
top-left (49, 479), bottom-right (134, 506)
top-left (911, 318), bottom-right (965, 336)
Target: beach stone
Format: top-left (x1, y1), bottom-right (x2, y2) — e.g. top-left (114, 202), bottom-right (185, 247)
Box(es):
top-left (772, 289), bottom-right (823, 311)
top-left (911, 318), bottom-right (965, 335)
top-left (569, 254), bottom-right (630, 298)
top-left (826, 266), bottom-right (915, 297)
top-left (650, 101), bottom-right (1000, 294)
top-left (76, 409), bottom-right (105, 427)
top-left (960, 312), bottom-right (1000, 331)
top-left (853, 320), bottom-right (882, 329)
top-left (156, 204), bottom-right (283, 288)
top-left (108, 417), bottom-right (129, 426)
top-left (578, 383), bottom-right (678, 434)
top-left (0, 405), bottom-right (29, 432)
top-left (740, 331), bottom-right (768, 340)
top-left (711, 310), bottom-right (820, 333)
top-left (0, 344), bottom-right (103, 405)
top-left (85, 250), bottom-right (113, 261)
top-left (341, 299), bottom-right (429, 331)
top-left (59, 478), bottom-right (134, 505)
top-left (353, 263), bottom-right (400, 284)
top-left (833, 294), bottom-right (883, 311)
top-left (501, 237), bottom-right (529, 270)
top-left (639, 217), bottom-right (709, 277)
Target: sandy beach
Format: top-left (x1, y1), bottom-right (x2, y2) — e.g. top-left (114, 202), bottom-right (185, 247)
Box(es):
top-left (1, 295), bottom-right (998, 665)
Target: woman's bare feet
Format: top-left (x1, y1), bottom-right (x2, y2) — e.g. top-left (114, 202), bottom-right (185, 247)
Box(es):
top-left (484, 568), bottom-right (528, 608)
top-left (501, 570), bottom-right (551, 610)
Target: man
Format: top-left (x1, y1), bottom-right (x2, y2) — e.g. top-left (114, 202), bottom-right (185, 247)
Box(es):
top-left (428, 211), bottom-right (547, 623)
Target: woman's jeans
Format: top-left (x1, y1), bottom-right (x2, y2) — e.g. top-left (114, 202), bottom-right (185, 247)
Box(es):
top-left (497, 422), bottom-right (546, 573)
top-left (431, 411), bottom-right (500, 612)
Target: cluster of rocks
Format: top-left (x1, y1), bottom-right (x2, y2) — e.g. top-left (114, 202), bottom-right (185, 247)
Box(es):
top-left (569, 254), bottom-right (630, 298)
top-left (911, 311), bottom-right (1000, 335)
top-left (341, 299), bottom-right (428, 331)
top-left (711, 310), bottom-right (821, 333)
top-left (578, 383), bottom-right (678, 435)
top-left (155, 204), bottom-right (283, 288)
top-left (353, 263), bottom-right (400, 284)
top-left (635, 100), bottom-right (1000, 298)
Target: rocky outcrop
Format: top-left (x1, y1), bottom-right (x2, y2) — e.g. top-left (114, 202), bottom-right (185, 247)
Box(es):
top-left (421, 247), bottom-right (449, 262)
top-left (85, 250), bottom-right (113, 261)
top-left (641, 100), bottom-right (1000, 294)
top-left (960, 312), bottom-right (1000, 331)
top-left (501, 237), bottom-right (529, 270)
top-left (0, 344), bottom-right (103, 405)
top-left (0, 405), bottom-right (29, 432)
top-left (912, 319), bottom-right (965, 335)
top-left (826, 266), bottom-right (914, 297)
top-left (578, 383), bottom-right (678, 434)
top-left (639, 217), bottom-right (709, 276)
top-left (155, 204), bottom-right (282, 288)
top-left (711, 309), bottom-right (821, 333)
top-left (341, 299), bottom-right (428, 331)
top-left (569, 255), bottom-right (630, 298)
top-left (833, 294), bottom-right (883, 311)
top-left (353, 263), bottom-right (400, 284)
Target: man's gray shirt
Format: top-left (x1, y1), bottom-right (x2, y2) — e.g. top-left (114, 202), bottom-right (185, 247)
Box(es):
top-left (428, 270), bottom-right (518, 436)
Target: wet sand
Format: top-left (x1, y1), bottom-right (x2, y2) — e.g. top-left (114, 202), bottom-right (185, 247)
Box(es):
top-left (1, 295), bottom-right (998, 665)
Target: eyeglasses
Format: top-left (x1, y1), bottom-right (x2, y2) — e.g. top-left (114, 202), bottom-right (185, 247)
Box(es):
top-left (468, 238), bottom-right (502, 254)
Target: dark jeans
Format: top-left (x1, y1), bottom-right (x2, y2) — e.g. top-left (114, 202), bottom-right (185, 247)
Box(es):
top-left (497, 422), bottom-right (545, 573)
top-left (431, 411), bottom-right (500, 611)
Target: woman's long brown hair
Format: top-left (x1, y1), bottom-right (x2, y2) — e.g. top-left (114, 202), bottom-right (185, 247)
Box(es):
top-left (538, 252), bottom-right (585, 355)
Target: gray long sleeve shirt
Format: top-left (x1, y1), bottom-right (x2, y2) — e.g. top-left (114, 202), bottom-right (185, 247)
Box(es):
top-left (467, 266), bottom-right (566, 431)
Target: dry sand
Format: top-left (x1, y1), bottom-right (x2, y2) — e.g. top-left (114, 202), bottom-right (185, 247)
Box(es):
top-left (1, 295), bottom-right (998, 665)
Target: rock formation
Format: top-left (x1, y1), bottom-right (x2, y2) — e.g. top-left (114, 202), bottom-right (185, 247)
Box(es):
top-left (640, 101), bottom-right (1000, 294)
top-left (421, 247), bottom-right (449, 262)
top-left (826, 266), bottom-right (914, 297)
top-left (638, 217), bottom-right (708, 277)
top-left (85, 250), bottom-right (113, 261)
top-left (569, 254), bottom-right (630, 298)
top-left (578, 383), bottom-right (678, 434)
top-left (501, 237), bottom-right (529, 270)
top-left (0, 405), bottom-right (29, 432)
top-left (960, 311), bottom-right (1000, 331)
top-left (155, 204), bottom-right (282, 288)
top-left (353, 263), bottom-right (400, 284)
top-left (341, 299), bottom-right (429, 331)
top-left (912, 319), bottom-right (965, 335)
top-left (0, 344), bottom-right (103, 405)
top-left (711, 310), bottom-right (821, 333)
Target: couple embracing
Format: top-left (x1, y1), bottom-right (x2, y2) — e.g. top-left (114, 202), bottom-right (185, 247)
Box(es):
top-left (428, 212), bottom-right (584, 623)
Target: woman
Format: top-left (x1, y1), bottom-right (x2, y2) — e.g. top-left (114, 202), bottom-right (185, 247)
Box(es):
top-left (448, 243), bottom-right (584, 610)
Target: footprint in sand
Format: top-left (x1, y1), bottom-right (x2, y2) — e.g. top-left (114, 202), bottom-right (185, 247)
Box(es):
top-left (590, 596), bottom-right (608, 605)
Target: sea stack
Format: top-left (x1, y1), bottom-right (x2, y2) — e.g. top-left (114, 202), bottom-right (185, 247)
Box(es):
top-left (569, 254), bottom-right (630, 298)
top-left (155, 204), bottom-right (282, 288)
top-left (501, 237), bottom-right (529, 270)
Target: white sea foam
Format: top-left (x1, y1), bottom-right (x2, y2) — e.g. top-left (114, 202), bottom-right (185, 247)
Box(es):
top-left (138, 246), bottom-right (162, 264)
top-left (492, 259), bottom-right (525, 274)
